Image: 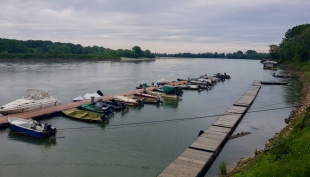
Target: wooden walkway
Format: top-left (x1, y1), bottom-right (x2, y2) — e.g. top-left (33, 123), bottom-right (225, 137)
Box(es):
top-left (0, 81), bottom-right (188, 129)
top-left (158, 81), bottom-right (261, 177)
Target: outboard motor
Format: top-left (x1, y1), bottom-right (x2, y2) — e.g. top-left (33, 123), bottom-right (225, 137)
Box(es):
top-left (95, 99), bottom-right (104, 110)
top-left (97, 90), bottom-right (104, 96)
top-left (121, 102), bottom-right (128, 110)
top-left (44, 124), bottom-right (57, 134)
top-left (100, 113), bottom-right (109, 124)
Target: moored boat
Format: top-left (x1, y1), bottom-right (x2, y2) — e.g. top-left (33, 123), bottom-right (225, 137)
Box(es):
top-left (263, 61), bottom-right (277, 70)
top-left (80, 101), bottom-right (115, 115)
top-left (62, 109), bottom-right (109, 123)
top-left (0, 89), bottom-right (61, 115)
top-left (111, 96), bottom-right (144, 106)
top-left (272, 73), bottom-right (299, 79)
top-left (8, 117), bottom-right (57, 138)
top-left (147, 90), bottom-right (179, 100)
top-left (179, 84), bottom-right (202, 90)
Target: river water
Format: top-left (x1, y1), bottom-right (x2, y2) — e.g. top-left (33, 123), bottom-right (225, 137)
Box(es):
top-left (0, 58), bottom-right (300, 177)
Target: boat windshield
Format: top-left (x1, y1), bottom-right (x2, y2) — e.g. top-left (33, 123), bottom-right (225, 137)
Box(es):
top-left (23, 89), bottom-right (50, 100)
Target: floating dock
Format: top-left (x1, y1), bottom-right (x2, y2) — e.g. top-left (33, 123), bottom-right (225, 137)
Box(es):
top-left (0, 81), bottom-right (188, 129)
top-left (158, 81), bottom-right (261, 177)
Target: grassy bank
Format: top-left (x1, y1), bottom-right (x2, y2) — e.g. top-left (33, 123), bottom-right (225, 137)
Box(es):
top-left (224, 65), bottom-right (310, 177)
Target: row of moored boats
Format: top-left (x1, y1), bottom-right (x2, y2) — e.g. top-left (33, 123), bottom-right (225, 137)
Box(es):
top-left (0, 73), bottom-right (230, 138)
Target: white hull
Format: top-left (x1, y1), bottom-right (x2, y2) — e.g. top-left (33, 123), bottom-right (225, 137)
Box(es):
top-left (0, 89), bottom-right (61, 115)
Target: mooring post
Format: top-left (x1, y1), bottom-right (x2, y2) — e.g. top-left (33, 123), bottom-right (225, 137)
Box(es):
top-left (91, 96), bottom-right (95, 104)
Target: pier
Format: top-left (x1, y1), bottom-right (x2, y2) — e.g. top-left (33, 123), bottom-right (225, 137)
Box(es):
top-left (158, 81), bottom-right (261, 177)
top-left (0, 80), bottom-right (188, 129)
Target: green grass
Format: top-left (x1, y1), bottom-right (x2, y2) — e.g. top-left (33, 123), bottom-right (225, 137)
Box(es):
top-left (234, 117), bottom-right (310, 177)
top-left (220, 161), bottom-right (227, 175)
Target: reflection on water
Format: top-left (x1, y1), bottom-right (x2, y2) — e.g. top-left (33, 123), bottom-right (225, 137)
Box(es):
top-left (7, 131), bottom-right (57, 147)
top-left (162, 99), bottom-right (179, 108)
top-left (284, 79), bottom-right (302, 103)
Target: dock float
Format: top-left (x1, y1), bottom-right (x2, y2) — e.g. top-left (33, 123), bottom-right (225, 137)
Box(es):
top-left (157, 81), bottom-right (261, 177)
top-left (0, 80), bottom-right (188, 129)
top-left (261, 81), bottom-right (288, 85)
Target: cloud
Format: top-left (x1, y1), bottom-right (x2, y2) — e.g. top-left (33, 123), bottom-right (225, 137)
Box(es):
top-left (0, 0), bottom-right (309, 53)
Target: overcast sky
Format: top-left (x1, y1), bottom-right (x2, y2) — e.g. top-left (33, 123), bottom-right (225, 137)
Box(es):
top-left (0, 0), bottom-right (309, 53)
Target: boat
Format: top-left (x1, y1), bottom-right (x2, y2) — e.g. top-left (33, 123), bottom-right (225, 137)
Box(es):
top-left (147, 91), bottom-right (179, 99)
top-left (62, 109), bottom-right (109, 123)
top-left (111, 96), bottom-right (144, 106)
top-left (157, 78), bottom-right (171, 86)
top-left (213, 73), bottom-right (231, 79)
top-left (179, 84), bottom-right (202, 90)
top-left (0, 89), bottom-right (61, 115)
top-left (8, 117), bottom-right (57, 138)
top-left (134, 92), bottom-right (163, 104)
top-left (80, 100), bottom-right (114, 115)
top-left (263, 61), bottom-right (277, 70)
top-left (161, 85), bottom-right (183, 96)
top-left (272, 73), bottom-right (299, 79)
top-left (134, 92), bottom-right (161, 100)
top-left (189, 80), bottom-right (214, 86)
top-left (72, 90), bottom-right (103, 102)
top-left (136, 83), bottom-right (154, 89)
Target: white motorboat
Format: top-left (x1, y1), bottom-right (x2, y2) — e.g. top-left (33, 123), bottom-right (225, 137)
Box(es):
top-left (0, 89), bottom-right (61, 115)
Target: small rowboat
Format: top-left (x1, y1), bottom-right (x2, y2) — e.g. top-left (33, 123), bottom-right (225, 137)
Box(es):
top-left (134, 92), bottom-right (160, 100)
top-left (62, 109), bottom-right (109, 123)
top-left (8, 117), bottom-right (57, 138)
top-left (111, 96), bottom-right (144, 106)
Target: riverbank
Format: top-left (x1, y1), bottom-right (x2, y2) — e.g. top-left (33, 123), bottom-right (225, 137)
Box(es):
top-left (120, 57), bottom-right (156, 61)
top-left (223, 67), bottom-right (310, 176)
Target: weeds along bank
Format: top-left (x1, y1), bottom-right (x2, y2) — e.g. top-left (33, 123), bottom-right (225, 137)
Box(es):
top-left (223, 66), bottom-right (310, 177)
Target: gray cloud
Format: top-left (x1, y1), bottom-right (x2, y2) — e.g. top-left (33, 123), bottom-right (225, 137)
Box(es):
top-left (0, 0), bottom-right (309, 53)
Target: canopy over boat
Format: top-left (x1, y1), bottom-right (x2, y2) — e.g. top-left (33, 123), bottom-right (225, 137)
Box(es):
top-left (23, 89), bottom-right (51, 100)
top-left (162, 86), bottom-right (178, 93)
top-left (72, 93), bottom-right (101, 101)
top-left (157, 78), bottom-right (170, 84)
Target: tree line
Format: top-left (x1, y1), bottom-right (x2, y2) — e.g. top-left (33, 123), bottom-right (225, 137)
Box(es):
top-left (156, 50), bottom-right (270, 59)
top-left (269, 24), bottom-right (310, 63)
top-left (0, 38), bottom-right (155, 59)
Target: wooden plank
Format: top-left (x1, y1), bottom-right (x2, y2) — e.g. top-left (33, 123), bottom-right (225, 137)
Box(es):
top-left (200, 133), bottom-right (226, 141)
top-left (252, 80), bottom-right (261, 86)
top-left (226, 106), bottom-right (248, 114)
top-left (204, 130), bottom-right (228, 137)
top-left (189, 142), bottom-right (219, 152)
top-left (207, 126), bottom-right (231, 133)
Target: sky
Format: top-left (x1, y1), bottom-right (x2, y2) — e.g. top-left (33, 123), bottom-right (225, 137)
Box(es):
top-left (0, 0), bottom-right (309, 54)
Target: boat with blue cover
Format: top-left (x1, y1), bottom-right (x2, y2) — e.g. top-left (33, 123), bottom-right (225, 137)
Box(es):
top-left (8, 117), bottom-right (57, 138)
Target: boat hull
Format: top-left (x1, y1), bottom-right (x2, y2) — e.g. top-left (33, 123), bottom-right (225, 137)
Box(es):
top-left (62, 109), bottom-right (104, 122)
top-left (0, 99), bottom-right (61, 115)
top-left (9, 124), bottom-right (46, 138)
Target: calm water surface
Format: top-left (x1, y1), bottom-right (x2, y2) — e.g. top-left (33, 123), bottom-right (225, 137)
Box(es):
top-left (0, 58), bottom-right (300, 177)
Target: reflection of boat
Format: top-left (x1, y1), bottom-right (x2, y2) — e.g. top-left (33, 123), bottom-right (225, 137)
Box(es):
top-left (0, 89), bottom-right (61, 115)
top-left (162, 100), bottom-right (179, 109)
top-left (62, 109), bottom-right (109, 123)
top-left (8, 117), bottom-right (57, 138)
top-left (8, 131), bottom-right (57, 147)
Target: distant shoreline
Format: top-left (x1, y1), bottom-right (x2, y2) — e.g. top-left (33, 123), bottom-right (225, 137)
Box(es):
top-left (120, 57), bottom-right (156, 61)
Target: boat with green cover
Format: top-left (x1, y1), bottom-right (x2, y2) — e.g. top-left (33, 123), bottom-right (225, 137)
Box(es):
top-left (80, 103), bottom-right (114, 115)
top-left (62, 109), bottom-right (108, 123)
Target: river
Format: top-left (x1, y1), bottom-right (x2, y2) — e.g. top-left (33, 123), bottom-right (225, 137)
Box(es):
top-left (0, 58), bottom-right (300, 177)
